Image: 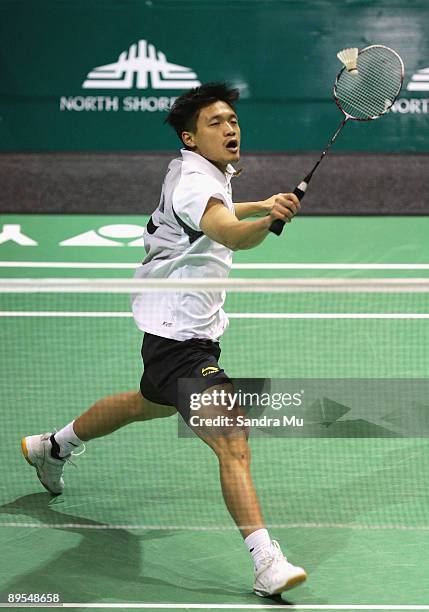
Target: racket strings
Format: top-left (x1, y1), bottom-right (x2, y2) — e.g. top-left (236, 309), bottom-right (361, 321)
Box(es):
top-left (338, 69), bottom-right (400, 118)
top-left (342, 52), bottom-right (401, 115)
top-left (344, 67), bottom-right (399, 116)
top-left (335, 46), bottom-right (403, 119)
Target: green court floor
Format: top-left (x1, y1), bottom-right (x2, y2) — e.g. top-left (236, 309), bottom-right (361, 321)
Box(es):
top-left (1, 215), bottom-right (429, 610)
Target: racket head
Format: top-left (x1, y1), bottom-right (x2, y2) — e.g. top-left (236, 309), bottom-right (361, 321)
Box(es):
top-left (333, 44), bottom-right (404, 122)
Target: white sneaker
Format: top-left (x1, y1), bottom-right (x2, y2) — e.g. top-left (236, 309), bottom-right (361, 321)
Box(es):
top-left (253, 540), bottom-right (307, 597)
top-left (21, 433), bottom-right (68, 495)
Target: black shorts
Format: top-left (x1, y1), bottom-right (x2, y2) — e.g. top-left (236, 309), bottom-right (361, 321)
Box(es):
top-left (140, 332), bottom-right (232, 419)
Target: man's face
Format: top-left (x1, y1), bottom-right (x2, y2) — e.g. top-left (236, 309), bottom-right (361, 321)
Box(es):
top-left (182, 100), bottom-right (241, 172)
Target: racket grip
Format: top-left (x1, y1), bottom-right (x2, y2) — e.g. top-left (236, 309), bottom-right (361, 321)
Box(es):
top-left (293, 180), bottom-right (308, 201)
top-left (269, 180), bottom-right (308, 236)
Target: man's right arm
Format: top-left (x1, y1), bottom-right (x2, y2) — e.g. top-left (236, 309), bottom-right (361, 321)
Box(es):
top-left (200, 194), bottom-right (300, 251)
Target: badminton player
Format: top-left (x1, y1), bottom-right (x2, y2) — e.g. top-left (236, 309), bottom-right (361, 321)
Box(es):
top-left (22, 82), bottom-right (306, 597)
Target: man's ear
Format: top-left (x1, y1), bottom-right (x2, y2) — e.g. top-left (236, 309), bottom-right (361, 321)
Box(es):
top-left (182, 131), bottom-right (196, 149)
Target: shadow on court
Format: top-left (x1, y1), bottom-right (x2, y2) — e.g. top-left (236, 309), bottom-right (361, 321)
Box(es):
top-left (0, 493), bottom-right (179, 604)
top-left (0, 493), bottom-right (301, 604)
top-left (4, 440), bottom-right (429, 605)
top-left (4, 439), bottom-right (426, 604)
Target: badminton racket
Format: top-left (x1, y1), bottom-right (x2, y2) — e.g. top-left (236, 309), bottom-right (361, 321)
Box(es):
top-left (269, 44), bottom-right (404, 236)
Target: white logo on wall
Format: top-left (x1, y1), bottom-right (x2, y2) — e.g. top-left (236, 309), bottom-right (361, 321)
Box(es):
top-left (391, 65), bottom-right (429, 114)
top-left (60, 225), bottom-right (145, 247)
top-left (60, 39), bottom-right (201, 113)
top-left (0, 224), bottom-right (144, 247)
top-left (83, 39), bottom-right (200, 90)
top-left (407, 67), bottom-right (429, 91)
top-left (0, 224), bottom-right (38, 246)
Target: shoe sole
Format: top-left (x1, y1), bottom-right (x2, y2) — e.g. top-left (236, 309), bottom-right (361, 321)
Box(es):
top-left (21, 437), bottom-right (61, 496)
top-left (21, 437), bottom-right (33, 466)
top-left (273, 572), bottom-right (307, 594)
top-left (254, 571), bottom-right (307, 597)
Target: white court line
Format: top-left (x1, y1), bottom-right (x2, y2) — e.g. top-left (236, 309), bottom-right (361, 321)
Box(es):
top-left (2, 262), bottom-right (429, 270)
top-left (2, 278), bottom-right (429, 293)
top-left (0, 312), bottom-right (133, 317)
top-left (1, 522), bottom-right (429, 531)
top-left (0, 312), bottom-right (429, 319)
top-left (234, 264), bottom-right (429, 270)
top-left (56, 604), bottom-right (429, 610)
top-left (1, 605), bottom-right (429, 610)
top-left (1, 604), bottom-right (429, 610)
top-left (0, 261), bottom-right (139, 269)
top-left (230, 314), bottom-right (429, 319)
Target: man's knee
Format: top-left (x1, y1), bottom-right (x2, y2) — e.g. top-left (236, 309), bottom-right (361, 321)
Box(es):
top-left (210, 434), bottom-right (251, 466)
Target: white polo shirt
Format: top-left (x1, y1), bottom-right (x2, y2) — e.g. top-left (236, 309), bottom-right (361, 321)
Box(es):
top-left (132, 149), bottom-right (236, 341)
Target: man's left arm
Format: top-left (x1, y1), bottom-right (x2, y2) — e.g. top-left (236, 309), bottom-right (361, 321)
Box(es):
top-left (234, 201), bottom-right (271, 220)
top-left (235, 194), bottom-right (290, 220)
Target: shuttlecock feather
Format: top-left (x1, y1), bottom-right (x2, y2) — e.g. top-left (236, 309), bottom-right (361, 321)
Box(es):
top-left (337, 47), bottom-right (359, 74)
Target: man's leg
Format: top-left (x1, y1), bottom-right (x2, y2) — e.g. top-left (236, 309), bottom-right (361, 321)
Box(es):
top-left (73, 391), bottom-right (176, 441)
top-left (22, 391), bottom-right (176, 495)
top-left (198, 424), bottom-right (263, 539)
top-left (187, 383), bottom-right (307, 596)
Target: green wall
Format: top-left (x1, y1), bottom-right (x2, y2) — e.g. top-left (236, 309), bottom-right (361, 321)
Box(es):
top-left (0, 0), bottom-right (428, 151)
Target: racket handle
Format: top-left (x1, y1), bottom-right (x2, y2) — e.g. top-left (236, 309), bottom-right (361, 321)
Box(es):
top-left (293, 180), bottom-right (308, 201)
top-left (269, 180), bottom-right (308, 236)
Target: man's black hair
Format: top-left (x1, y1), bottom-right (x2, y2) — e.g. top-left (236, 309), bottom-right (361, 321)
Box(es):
top-left (165, 82), bottom-right (240, 145)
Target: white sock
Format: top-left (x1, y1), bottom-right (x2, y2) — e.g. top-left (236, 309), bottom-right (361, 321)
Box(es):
top-left (52, 421), bottom-right (83, 458)
top-left (244, 528), bottom-right (272, 569)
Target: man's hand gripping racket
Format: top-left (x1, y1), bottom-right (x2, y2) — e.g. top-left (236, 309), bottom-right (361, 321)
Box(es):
top-left (269, 44), bottom-right (404, 236)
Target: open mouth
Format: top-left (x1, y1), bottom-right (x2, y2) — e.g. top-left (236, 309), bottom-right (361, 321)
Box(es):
top-left (225, 139), bottom-right (239, 153)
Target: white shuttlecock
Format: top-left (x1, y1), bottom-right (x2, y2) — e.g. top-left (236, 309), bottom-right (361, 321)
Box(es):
top-left (337, 47), bottom-right (359, 74)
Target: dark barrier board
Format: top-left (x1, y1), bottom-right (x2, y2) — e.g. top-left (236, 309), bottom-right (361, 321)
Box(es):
top-left (0, 152), bottom-right (427, 215)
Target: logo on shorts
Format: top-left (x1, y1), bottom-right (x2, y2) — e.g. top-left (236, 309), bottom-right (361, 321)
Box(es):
top-left (201, 366), bottom-right (220, 376)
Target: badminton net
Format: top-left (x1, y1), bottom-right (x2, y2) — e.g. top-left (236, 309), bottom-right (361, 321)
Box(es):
top-left (1, 277), bottom-right (428, 532)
